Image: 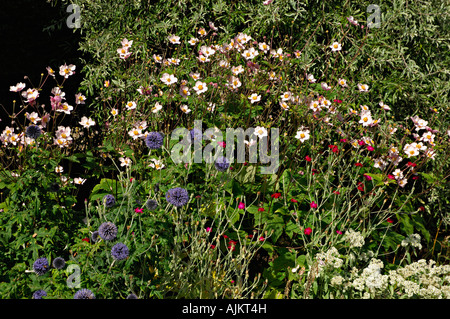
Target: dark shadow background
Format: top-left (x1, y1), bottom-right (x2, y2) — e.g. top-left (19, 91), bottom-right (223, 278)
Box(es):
top-left (0, 0), bottom-right (83, 127)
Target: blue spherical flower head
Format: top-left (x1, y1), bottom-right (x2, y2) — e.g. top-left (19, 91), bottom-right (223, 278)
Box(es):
top-left (111, 242), bottom-right (129, 261)
top-left (32, 290), bottom-right (47, 299)
top-left (166, 187), bottom-right (189, 207)
top-left (145, 131), bottom-right (164, 149)
top-left (215, 156), bottom-right (230, 172)
top-left (103, 194), bottom-right (116, 208)
top-left (98, 221), bottom-right (118, 241)
top-left (145, 199), bottom-right (158, 211)
top-left (25, 125), bottom-right (42, 139)
top-left (74, 288), bottom-right (95, 299)
top-left (33, 257), bottom-right (49, 276)
top-left (91, 230), bottom-right (100, 243)
top-left (52, 257), bottom-right (66, 269)
top-left (189, 128), bottom-right (202, 144)
top-left (127, 293), bottom-right (138, 299)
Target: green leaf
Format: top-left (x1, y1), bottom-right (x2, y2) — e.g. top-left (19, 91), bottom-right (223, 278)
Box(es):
top-left (259, 213), bottom-right (285, 243)
top-left (383, 231), bottom-right (405, 251)
top-left (90, 178), bottom-right (119, 201)
top-left (285, 220), bottom-right (300, 239)
top-left (234, 165), bottom-right (256, 184)
top-left (398, 214), bottom-right (414, 235)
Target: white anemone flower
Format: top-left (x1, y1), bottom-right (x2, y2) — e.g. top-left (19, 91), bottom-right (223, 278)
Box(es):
top-left (254, 126), bottom-right (268, 138)
top-left (193, 81), bottom-right (208, 95)
top-left (79, 116), bottom-right (95, 128)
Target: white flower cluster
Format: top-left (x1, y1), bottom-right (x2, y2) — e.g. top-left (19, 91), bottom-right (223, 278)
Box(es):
top-left (315, 247), bottom-right (344, 278)
top-left (343, 229), bottom-right (365, 248)
top-left (388, 259), bottom-right (450, 298)
top-left (351, 259), bottom-right (389, 293)
top-left (329, 258), bottom-right (450, 299)
top-left (401, 233), bottom-right (422, 250)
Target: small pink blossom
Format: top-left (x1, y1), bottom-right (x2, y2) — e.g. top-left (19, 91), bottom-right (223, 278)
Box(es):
top-left (310, 201), bottom-right (318, 209)
top-left (135, 208), bottom-right (144, 214)
top-left (238, 202), bottom-right (245, 209)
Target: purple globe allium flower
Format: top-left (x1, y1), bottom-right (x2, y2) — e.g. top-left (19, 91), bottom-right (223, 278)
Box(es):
top-left (189, 128), bottom-right (202, 143)
top-left (145, 131), bottom-right (164, 149)
top-left (98, 221), bottom-right (118, 241)
top-left (103, 194), bottom-right (116, 208)
top-left (111, 242), bottom-right (129, 261)
top-left (145, 199), bottom-right (158, 211)
top-left (25, 125), bottom-right (42, 139)
top-left (32, 290), bottom-right (47, 299)
top-left (74, 288), bottom-right (95, 299)
top-left (214, 156), bottom-right (230, 172)
top-left (91, 230), bottom-right (100, 243)
top-left (166, 187), bottom-right (189, 207)
top-left (33, 257), bottom-right (49, 276)
top-left (127, 293), bottom-right (138, 299)
top-left (52, 257), bottom-right (66, 269)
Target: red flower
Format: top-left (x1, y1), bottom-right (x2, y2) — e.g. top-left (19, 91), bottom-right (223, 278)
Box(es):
top-left (333, 190), bottom-right (340, 195)
top-left (305, 155), bottom-right (312, 162)
top-left (336, 230), bottom-right (343, 235)
top-left (357, 182), bottom-right (364, 191)
top-left (387, 218), bottom-right (394, 224)
top-left (271, 192), bottom-right (282, 198)
top-left (367, 145), bottom-right (375, 151)
top-left (310, 201), bottom-right (318, 209)
top-left (355, 163), bottom-right (363, 167)
top-left (257, 207), bottom-right (265, 212)
top-left (364, 174), bottom-right (372, 181)
top-left (407, 161), bottom-right (417, 167)
top-left (358, 140), bottom-right (365, 146)
top-left (340, 139), bottom-right (347, 143)
top-left (333, 99), bottom-right (343, 103)
top-left (82, 237), bottom-right (90, 243)
top-left (290, 198), bottom-right (298, 203)
top-left (304, 227), bottom-right (312, 235)
top-left (387, 174), bottom-right (395, 180)
top-left (227, 240), bottom-right (238, 251)
top-left (135, 207), bottom-right (144, 214)
top-left (328, 145), bottom-right (339, 153)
